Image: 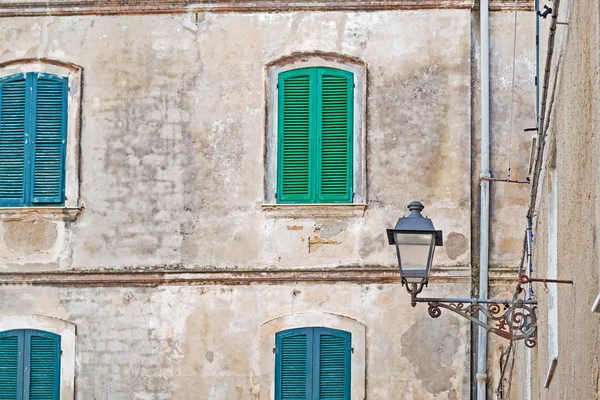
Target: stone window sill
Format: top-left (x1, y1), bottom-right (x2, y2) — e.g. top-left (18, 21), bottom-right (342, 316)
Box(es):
top-left (0, 207), bottom-right (83, 222)
top-left (261, 204), bottom-right (367, 218)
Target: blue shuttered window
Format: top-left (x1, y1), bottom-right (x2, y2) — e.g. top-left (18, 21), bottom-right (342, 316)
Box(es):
top-left (276, 327), bottom-right (351, 400)
top-left (0, 73), bottom-right (68, 207)
top-left (0, 330), bottom-right (60, 400)
top-left (277, 67), bottom-right (353, 204)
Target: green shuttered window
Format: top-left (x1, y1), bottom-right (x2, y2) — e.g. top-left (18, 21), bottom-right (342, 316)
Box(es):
top-left (275, 327), bottom-right (351, 400)
top-left (0, 72), bottom-right (68, 207)
top-left (277, 68), bottom-right (353, 204)
top-left (0, 330), bottom-right (60, 400)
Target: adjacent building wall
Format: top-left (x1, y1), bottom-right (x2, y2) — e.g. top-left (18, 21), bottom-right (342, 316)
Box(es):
top-left (516, 1), bottom-right (600, 399)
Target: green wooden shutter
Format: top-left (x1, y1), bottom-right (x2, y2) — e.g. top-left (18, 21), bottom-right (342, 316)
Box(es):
top-left (0, 75), bottom-right (28, 206)
top-left (24, 330), bottom-right (60, 400)
top-left (316, 69), bottom-right (353, 203)
top-left (277, 69), bottom-right (315, 203)
top-left (31, 73), bottom-right (67, 205)
top-left (0, 330), bottom-right (24, 400)
top-left (275, 328), bottom-right (313, 399)
top-left (314, 328), bottom-right (351, 400)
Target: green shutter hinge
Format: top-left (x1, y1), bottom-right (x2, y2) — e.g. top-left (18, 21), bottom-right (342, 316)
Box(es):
top-left (273, 348), bottom-right (276, 354)
top-left (60, 349), bottom-right (63, 355)
top-left (351, 347), bottom-right (354, 353)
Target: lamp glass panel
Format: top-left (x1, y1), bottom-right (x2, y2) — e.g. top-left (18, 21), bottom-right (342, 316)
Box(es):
top-left (394, 232), bottom-right (434, 274)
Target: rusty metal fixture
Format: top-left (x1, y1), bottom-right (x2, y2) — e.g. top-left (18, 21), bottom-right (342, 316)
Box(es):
top-left (518, 274), bottom-right (573, 285)
top-left (414, 297), bottom-right (538, 348)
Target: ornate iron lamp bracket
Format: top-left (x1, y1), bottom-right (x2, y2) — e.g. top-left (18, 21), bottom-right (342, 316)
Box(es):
top-left (413, 297), bottom-right (538, 348)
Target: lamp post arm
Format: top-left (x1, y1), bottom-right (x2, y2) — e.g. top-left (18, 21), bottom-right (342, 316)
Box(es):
top-left (413, 297), bottom-right (538, 348)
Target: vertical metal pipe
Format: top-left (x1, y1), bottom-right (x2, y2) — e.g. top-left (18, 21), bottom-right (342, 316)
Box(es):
top-left (477, 0), bottom-right (490, 399)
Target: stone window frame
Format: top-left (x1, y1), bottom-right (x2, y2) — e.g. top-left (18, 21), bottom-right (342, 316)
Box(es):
top-left (0, 314), bottom-right (76, 399)
top-left (259, 312), bottom-right (366, 399)
top-left (0, 59), bottom-right (82, 222)
top-left (262, 53), bottom-right (367, 218)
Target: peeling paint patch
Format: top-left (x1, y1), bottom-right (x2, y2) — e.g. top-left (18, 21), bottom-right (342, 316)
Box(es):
top-left (3, 221), bottom-right (57, 254)
top-left (445, 232), bottom-right (468, 260)
top-left (286, 225), bottom-right (303, 231)
top-left (317, 221), bottom-right (347, 240)
top-left (308, 236), bottom-right (341, 253)
top-left (401, 317), bottom-right (460, 394)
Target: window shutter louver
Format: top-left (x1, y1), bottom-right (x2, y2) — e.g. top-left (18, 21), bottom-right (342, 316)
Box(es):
top-left (276, 328), bottom-right (312, 400)
top-left (0, 331), bottom-right (23, 400)
top-left (315, 328), bottom-right (351, 400)
top-left (31, 74), bottom-right (67, 204)
top-left (24, 330), bottom-right (60, 400)
top-left (0, 75), bottom-right (28, 206)
top-left (317, 70), bottom-right (353, 203)
top-left (278, 69), bottom-right (314, 203)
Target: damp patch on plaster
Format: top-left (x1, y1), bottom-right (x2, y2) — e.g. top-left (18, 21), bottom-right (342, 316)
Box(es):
top-left (3, 221), bottom-right (57, 254)
top-left (400, 316), bottom-right (460, 394)
top-left (445, 232), bottom-right (468, 260)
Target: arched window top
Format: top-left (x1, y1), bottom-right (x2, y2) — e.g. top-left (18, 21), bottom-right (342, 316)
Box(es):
top-left (0, 58), bottom-right (81, 80)
top-left (267, 52), bottom-right (366, 70)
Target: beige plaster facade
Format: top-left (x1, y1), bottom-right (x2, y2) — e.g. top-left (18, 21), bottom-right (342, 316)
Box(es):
top-left (515, 1), bottom-right (600, 399)
top-left (0, 2), bottom-right (536, 398)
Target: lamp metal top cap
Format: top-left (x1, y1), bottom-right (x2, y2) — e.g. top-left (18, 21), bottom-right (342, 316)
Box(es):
top-left (407, 201), bottom-right (424, 213)
top-left (386, 200), bottom-right (444, 246)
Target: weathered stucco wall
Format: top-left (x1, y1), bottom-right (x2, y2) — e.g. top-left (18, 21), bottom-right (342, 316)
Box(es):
top-left (516, 1), bottom-right (600, 399)
top-left (0, 5), bottom-right (537, 399)
top-left (0, 283), bottom-right (470, 399)
top-left (0, 10), bottom-right (473, 272)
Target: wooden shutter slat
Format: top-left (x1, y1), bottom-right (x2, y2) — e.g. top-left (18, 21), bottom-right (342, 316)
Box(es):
top-left (278, 70), bottom-right (314, 203)
top-left (315, 328), bottom-right (351, 400)
top-left (31, 74), bottom-right (67, 204)
top-left (0, 75), bottom-right (27, 206)
top-left (25, 330), bottom-right (60, 400)
top-left (317, 69), bottom-right (353, 203)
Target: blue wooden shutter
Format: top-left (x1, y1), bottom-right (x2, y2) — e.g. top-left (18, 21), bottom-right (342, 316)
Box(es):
top-left (316, 69), bottom-right (353, 203)
top-left (31, 73), bottom-right (67, 205)
top-left (275, 328), bottom-right (313, 399)
top-left (0, 74), bottom-right (28, 206)
top-left (24, 330), bottom-right (60, 400)
top-left (0, 330), bottom-right (24, 400)
top-left (277, 69), bottom-right (315, 203)
top-left (314, 328), bottom-right (351, 400)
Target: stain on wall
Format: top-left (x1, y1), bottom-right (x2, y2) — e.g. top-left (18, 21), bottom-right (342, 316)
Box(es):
top-left (401, 316), bottom-right (461, 395)
top-left (445, 232), bottom-right (468, 260)
top-left (3, 221), bottom-right (57, 254)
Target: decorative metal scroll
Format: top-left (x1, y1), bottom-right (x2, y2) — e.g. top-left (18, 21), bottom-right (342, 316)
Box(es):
top-left (427, 301), bottom-right (538, 348)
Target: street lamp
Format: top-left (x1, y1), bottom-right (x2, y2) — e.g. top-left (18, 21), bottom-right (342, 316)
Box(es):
top-left (388, 201), bottom-right (539, 348)
top-left (386, 201), bottom-right (443, 303)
